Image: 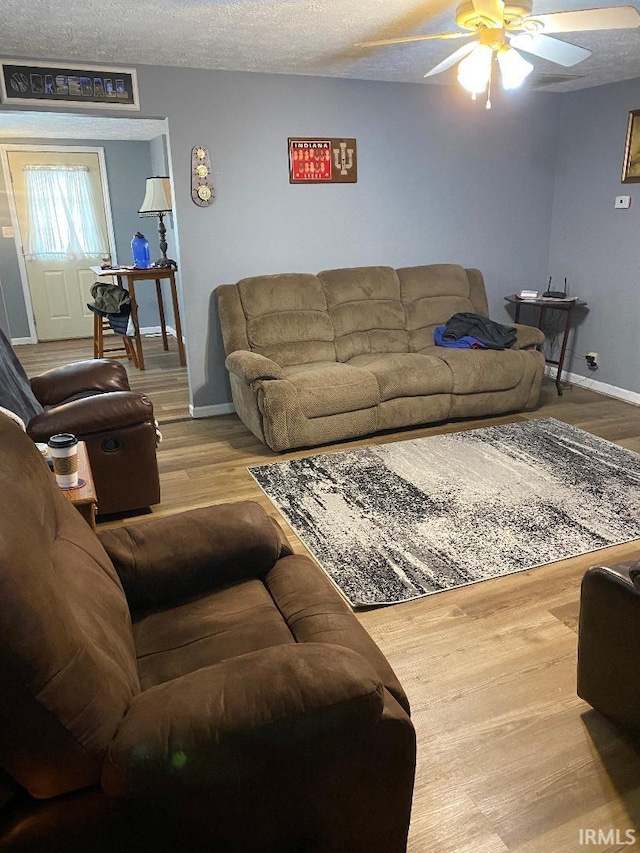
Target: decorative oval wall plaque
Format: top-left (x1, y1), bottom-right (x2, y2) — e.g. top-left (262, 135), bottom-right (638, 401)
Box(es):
top-left (191, 146), bottom-right (215, 206)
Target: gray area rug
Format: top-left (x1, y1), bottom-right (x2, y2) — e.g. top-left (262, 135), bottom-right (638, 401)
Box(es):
top-left (249, 419), bottom-right (640, 608)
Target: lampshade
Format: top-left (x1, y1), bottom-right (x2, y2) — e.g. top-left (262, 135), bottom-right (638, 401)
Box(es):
top-left (497, 47), bottom-right (534, 90)
top-left (457, 44), bottom-right (493, 96)
top-left (139, 177), bottom-right (172, 216)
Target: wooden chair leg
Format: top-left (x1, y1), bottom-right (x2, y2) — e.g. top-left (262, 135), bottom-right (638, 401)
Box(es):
top-left (93, 313), bottom-right (104, 359)
top-left (94, 312), bottom-right (139, 368)
top-left (123, 336), bottom-right (139, 368)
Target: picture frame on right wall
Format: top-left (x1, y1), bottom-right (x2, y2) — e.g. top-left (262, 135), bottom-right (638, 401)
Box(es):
top-left (621, 109), bottom-right (640, 182)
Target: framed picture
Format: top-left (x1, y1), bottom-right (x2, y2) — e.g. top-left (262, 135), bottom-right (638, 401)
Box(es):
top-left (621, 109), bottom-right (640, 183)
top-left (0, 60), bottom-right (139, 110)
top-left (288, 138), bottom-right (357, 184)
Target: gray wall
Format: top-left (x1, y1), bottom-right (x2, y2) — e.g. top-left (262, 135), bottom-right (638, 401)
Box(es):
top-left (132, 66), bottom-right (560, 410)
top-left (0, 138), bottom-right (157, 338)
top-left (546, 76), bottom-right (640, 394)
top-left (0, 165), bottom-right (29, 337)
top-left (149, 133), bottom-right (176, 328)
top-left (3, 65), bottom-right (638, 408)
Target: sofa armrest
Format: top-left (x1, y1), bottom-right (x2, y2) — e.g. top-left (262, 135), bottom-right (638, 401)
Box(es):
top-left (102, 643), bottom-right (385, 797)
top-left (225, 350), bottom-right (285, 382)
top-left (26, 391), bottom-right (154, 442)
top-left (578, 563), bottom-right (640, 730)
top-left (30, 359), bottom-right (130, 405)
top-left (510, 323), bottom-right (545, 350)
top-left (98, 501), bottom-right (293, 610)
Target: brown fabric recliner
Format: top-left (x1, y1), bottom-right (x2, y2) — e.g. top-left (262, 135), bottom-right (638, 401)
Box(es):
top-left (0, 328), bottom-right (159, 514)
top-left (577, 562), bottom-right (640, 731)
top-left (0, 414), bottom-right (416, 853)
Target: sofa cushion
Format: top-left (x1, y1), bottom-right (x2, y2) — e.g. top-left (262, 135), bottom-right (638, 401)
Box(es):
top-left (397, 265), bottom-right (477, 352)
top-left (435, 348), bottom-right (528, 393)
top-left (318, 267), bottom-right (408, 362)
top-left (377, 395), bottom-right (452, 432)
top-left (282, 362), bottom-right (380, 417)
top-left (134, 579), bottom-right (295, 691)
top-left (238, 273), bottom-right (335, 366)
top-left (347, 353), bottom-right (452, 401)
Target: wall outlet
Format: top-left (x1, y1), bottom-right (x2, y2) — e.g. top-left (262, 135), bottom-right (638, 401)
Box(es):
top-left (586, 352), bottom-right (599, 371)
top-left (1, 226), bottom-right (14, 238)
top-left (615, 195), bottom-right (631, 209)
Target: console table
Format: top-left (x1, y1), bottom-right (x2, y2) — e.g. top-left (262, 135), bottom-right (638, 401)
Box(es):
top-left (90, 266), bottom-right (186, 371)
top-left (505, 295), bottom-right (587, 396)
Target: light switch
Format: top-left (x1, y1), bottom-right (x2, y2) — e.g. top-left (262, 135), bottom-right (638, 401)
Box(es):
top-left (1, 226), bottom-right (14, 238)
top-left (614, 195), bottom-right (631, 209)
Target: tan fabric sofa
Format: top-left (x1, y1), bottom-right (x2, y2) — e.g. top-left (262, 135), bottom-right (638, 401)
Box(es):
top-left (217, 264), bottom-right (545, 452)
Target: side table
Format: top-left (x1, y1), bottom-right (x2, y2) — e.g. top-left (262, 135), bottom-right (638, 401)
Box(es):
top-left (90, 266), bottom-right (186, 371)
top-left (505, 295), bottom-right (587, 396)
top-left (59, 441), bottom-right (98, 529)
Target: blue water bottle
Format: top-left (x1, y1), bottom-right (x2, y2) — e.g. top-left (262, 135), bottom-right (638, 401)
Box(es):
top-left (131, 232), bottom-right (151, 269)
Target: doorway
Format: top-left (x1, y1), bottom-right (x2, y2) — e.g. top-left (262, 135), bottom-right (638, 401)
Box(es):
top-left (1, 145), bottom-right (116, 341)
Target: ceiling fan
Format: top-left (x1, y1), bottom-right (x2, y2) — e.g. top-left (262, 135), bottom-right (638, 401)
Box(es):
top-left (356, 1), bottom-right (640, 106)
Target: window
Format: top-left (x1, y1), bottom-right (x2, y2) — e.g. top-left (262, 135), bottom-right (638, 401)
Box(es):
top-left (24, 164), bottom-right (106, 260)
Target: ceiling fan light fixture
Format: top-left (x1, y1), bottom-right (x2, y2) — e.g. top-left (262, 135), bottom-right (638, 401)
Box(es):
top-left (356, 0), bottom-right (638, 104)
top-left (497, 45), bottom-right (534, 88)
top-left (457, 43), bottom-right (493, 94)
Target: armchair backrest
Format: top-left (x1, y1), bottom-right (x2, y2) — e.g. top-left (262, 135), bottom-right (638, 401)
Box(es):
top-left (0, 416), bottom-right (140, 801)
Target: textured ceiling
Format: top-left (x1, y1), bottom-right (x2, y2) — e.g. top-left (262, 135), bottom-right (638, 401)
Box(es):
top-left (1, 0), bottom-right (640, 93)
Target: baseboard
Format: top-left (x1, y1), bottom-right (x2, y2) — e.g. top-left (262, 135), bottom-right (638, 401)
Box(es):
top-left (13, 329), bottom-right (176, 344)
top-left (189, 402), bottom-right (236, 418)
top-left (545, 365), bottom-right (640, 406)
top-left (140, 325), bottom-right (177, 338)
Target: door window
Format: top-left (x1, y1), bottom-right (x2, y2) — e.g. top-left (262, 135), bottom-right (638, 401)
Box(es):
top-left (24, 164), bottom-right (106, 260)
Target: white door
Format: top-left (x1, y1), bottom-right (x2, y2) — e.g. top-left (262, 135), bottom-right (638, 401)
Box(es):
top-left (5, 148), bottom-right (114, 341)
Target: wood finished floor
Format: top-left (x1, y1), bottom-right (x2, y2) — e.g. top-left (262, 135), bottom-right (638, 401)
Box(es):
top-left (19, 336), bottom-right (640, 852)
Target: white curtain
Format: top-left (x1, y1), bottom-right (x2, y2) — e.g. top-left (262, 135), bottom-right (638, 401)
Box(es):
top-left (24, 164), bottom-right (107, 260)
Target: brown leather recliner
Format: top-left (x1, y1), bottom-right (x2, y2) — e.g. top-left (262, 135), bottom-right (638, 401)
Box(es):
top-left (0, 414), bottom-right (416, 853)
top-left (577, 562), bottom-right (640, 731)
top-left (0, 328), bottom-right (159, 514)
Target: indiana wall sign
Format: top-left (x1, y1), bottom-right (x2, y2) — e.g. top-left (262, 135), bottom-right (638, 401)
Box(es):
top-left (288, 138), bottom-right (357, 184)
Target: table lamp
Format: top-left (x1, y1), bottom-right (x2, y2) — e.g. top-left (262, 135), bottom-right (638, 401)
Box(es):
top-left (138, 176), bottom-right (177, 269)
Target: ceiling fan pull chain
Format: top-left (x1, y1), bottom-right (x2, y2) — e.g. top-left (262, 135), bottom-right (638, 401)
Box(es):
top-left (486, 57), bottom-right (493, 109)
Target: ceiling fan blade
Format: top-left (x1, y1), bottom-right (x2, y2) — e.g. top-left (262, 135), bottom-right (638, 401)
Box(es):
top-left (525, 5), bottom-right (640, 33)
top-left (424, 40), bottom-right (480, 77)
top-left (356, 31), bottom-right (473, 48)
top-left (509, 32), bottom-right (591, 66)
top-left (472, 0), bottom-right (505, 25)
